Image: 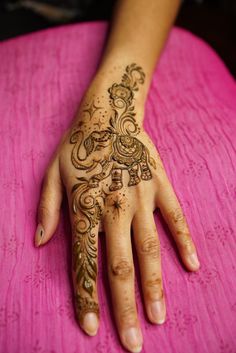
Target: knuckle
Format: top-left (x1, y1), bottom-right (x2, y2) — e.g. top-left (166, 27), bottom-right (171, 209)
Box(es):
top-left (146, 276), bottom-right (162, 288)
top-left (140, 235), bottom-right (160, 259)
top-left (154, 169), bottom-right (167, 185)
top-left (119, 305), bottom-right (137, 326)
top-left (38, 203), bottom-right (51, 220)
top-left (147, 287), bottom-right (164, 302)
top-left (168, 208), bottom-right (186, 226)
top-left (110, 257), bottom-right (134, 280)
top-left (135, 182), bottom-right (146, 198)
top-left (145, 276), bottom-right (163, 301)
top-left (44, 168), bottom-right (63, 191)
top-left (178, 232), bottom-right (195, 253)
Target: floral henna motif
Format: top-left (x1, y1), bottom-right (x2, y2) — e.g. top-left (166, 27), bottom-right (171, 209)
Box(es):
top-left (70, 64), bottom-right (157, 318)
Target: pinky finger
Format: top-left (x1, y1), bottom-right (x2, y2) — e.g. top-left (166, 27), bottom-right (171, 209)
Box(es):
top-left (155, 179), bottom-right (200, 271)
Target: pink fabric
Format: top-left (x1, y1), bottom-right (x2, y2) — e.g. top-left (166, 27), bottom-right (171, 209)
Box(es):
top-left (0, 22), bottom-right (236, 353)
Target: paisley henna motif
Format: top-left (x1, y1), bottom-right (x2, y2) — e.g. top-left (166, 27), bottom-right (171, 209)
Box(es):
top-left (71, 179), bottom-right (104, 296)
top-left (70, 63), bottom-right (156, 319)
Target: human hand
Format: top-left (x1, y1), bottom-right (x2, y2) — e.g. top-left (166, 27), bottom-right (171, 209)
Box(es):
top-left (34, 63), bottom-right (200, 353)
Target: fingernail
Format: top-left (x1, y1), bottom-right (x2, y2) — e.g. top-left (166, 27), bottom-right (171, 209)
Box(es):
top-left (83, 313), bottom-right (99, 336)
top-left (188, 253), bottom-right (200, 268)
top-left (35, 223), bottom-right (44, 247)
top-left (150, 299), bottom-right (166, 324)
top-left (123, 327), bottom-right (142, 352)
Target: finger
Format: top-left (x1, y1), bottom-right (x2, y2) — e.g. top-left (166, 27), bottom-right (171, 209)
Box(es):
top-left (132, 208), bottom-right (166, 325)
top-left (35, 157), bottom-right (63, 247)
top-left (69, 183), bottom-right (101, 336)
top-left (155, 177), bottom-right (200, 271)
top-left (104, 212), bottom-right (143, 353)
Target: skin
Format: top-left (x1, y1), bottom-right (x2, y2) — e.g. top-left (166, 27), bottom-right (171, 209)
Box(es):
top-left (34, 1), bottom-right (201, 352)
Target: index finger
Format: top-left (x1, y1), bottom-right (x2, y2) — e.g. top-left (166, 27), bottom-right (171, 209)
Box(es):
top-left (68, 179), bottom-right (102, 336)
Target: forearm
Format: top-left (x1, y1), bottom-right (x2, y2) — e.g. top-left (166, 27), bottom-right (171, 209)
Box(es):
top-left (92, 0), bottom-right (181, 107)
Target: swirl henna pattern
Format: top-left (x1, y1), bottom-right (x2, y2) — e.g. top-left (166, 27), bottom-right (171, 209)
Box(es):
top-left (69, 63), bottom-right (156, 320)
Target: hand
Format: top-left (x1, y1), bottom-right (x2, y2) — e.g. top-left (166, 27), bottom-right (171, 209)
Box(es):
top-left (34, 63), bottom-right (200, 353)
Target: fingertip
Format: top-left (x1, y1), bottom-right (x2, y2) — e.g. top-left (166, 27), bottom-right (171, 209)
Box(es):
top-left (82, 312), bottom-right (99, 336)
top-left (34, 223), bottom-right (45, 247)
top-left (185, 252), bottom-right (200, 271)
top-left (148, 298), bottom-right (166, 325)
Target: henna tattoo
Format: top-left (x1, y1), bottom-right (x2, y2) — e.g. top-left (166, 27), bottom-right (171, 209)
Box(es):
top-left (111, 196), bottom-right (123, 213)
top-left (94, 118), bottom-right (103, 130)
top-left (72, 179), bottom-right (105, 296)
top-left (69, 63), bottom-right (157, 317)
top-left (74, 293), bottom-right (99, 322)
top-left (83, 99), bottom-right (103, 120)
top-left (107, 194), bottom-right (127, 218)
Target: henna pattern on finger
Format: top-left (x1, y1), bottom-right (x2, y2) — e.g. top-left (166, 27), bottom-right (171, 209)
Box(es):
top-left (74, 293), bottom-right (99, 322)
top-left (69, 64), bottom-right (157, 314)
top-left (71, 180), bottom-right (105, 296)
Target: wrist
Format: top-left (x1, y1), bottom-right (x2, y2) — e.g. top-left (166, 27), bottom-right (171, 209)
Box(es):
top-left (85, 62), bottom-right (148, 124)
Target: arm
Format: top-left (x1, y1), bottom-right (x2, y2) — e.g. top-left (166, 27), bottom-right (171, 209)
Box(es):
top-left (92, 0), bottom-right (181, 108)
top-left (35, 1), bottom-right (200, 353)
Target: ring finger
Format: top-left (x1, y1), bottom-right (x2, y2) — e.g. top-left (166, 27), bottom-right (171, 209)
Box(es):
top-left (104, 210), bottom-right (143, 353)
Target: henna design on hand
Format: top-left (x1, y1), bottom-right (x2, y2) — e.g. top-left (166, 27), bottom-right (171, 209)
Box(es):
top-left (72, 180), bottom-right (105, 296)
top-left (69, 63), bottom-right (157, 319)
top-left (106, 193), bottom-right (128, 219)
top-left (83, 99), bottom-right (103, 120)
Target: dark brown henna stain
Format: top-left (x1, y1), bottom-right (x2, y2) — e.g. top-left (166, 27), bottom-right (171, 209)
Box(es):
top-left (111, 197), bottom-right (123, 213)
top-left (70, 64), bottom-right (157, 301)
top-left (70, 63), bottom-right (156, 190)
top-left (106, 194), bottom-right (127, 218)
top-left (71, 181), bottom-right (105, 296)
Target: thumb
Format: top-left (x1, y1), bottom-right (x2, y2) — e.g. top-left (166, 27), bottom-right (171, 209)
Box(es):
top-left (35, 157), bottom-right (63, 247)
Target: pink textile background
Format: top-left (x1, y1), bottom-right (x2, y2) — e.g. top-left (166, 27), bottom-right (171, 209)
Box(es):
top-left (0, 22), bottom-right (236, 353)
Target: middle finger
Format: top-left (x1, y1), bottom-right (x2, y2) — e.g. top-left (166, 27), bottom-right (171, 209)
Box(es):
top-left (132, 207), bottom-right (166, 325)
